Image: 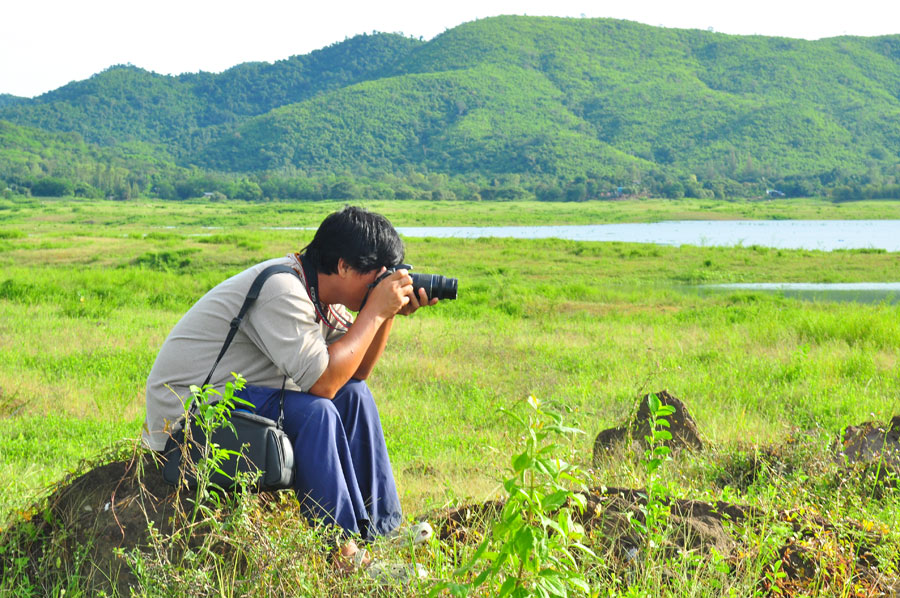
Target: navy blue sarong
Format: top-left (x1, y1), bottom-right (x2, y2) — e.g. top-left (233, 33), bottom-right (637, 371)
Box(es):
top-left (237, 379), bottom-right (402, 540)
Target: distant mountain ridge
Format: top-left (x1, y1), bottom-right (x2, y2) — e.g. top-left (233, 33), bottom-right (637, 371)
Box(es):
top-left (0, 94), bottom-right (28, 109)
top-left (2, 16), bottom-right (900, 200)
top-left (1, 33), bottom-right (422, 152)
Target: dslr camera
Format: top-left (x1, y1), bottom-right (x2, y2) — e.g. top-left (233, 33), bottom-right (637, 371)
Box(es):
top-left (374, 264), bottom-right (457, 301)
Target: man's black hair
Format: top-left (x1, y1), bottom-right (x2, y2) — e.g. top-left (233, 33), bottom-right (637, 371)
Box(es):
top-left (303, 206), bottom-right (405, 274)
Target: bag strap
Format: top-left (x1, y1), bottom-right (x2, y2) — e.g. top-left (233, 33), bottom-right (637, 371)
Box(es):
top-left (196, 264), bottom-right (302, 423)
top-left (278, 375), bottom-right (287, 429)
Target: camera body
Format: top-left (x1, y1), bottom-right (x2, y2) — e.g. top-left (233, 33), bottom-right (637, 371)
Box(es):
top-left (374, 264), bottom-right (458, 301)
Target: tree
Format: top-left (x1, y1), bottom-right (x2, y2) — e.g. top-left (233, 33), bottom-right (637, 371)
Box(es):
top-left (32, 177), bottom-right (73, 197)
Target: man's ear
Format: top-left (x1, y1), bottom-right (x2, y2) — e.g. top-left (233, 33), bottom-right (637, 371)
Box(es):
top-left (336, 258), bottom-right (350, 278)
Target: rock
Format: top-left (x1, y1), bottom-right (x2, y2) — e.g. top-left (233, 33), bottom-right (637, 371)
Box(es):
top-left (593, 390), bottom-right (703, 465)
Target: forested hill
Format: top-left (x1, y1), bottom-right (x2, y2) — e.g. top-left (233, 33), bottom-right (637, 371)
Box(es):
top-left (0, 95), bottom-right (28, 109)
top-left (0, 33), bottom-right (423, 152)
top-left (3, 16), bottom-right (900, 201)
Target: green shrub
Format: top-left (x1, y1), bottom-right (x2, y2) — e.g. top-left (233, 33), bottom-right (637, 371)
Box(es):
top-left (132, 249), bottom-right (200, 272)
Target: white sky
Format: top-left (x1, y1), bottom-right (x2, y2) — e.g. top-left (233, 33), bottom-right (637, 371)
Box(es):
top-left (2, 0), bottom-right (899, 98)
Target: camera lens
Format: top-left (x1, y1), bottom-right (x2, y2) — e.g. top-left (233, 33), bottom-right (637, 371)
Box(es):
top-left (410, 273), bottom-right (458, 301)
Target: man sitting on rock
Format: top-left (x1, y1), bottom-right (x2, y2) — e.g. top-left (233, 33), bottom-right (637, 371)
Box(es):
top-left (142, 205), bottom-right (436, 572)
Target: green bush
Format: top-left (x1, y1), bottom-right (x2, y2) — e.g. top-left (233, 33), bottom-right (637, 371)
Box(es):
top-left (31, 177), bottom-right (74, 197)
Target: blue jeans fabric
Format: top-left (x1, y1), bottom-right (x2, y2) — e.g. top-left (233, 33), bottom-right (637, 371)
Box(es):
top-left (237, 379), bottom-right (402, 540)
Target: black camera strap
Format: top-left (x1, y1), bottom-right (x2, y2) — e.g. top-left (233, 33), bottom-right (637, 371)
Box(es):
top-left (298, 252), bottom-right (326, 323)
top-left (297, 252), bottom-right (354, 330)
top-left (196, 263), bottom-right (301, 429)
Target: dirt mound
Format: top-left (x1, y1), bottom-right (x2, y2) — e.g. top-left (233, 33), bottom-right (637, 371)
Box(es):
top-left (430, 487), bottom-right (750, 558)
top-left (709, 429), bottom-right (835, 493)
top-left (582, 488), bottom-right (896, 595)
top-left (579, 487), bottom-right (754, 560)
top-left (431, 499), bottom-right (505, 543)
top-left (593, 390), bottom-right (703, 464)
top-left (5, 411), bottom-right (900, 595)
top-left (1, 450), bottom-right (184, 596)
top-left (430, 486), bottom-right (898, 596)
top-left (839, 416), bottom-right (900, 476)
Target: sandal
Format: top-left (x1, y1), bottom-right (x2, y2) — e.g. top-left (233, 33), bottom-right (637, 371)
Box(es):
top-left (388, 521), bottom-right (434, 546)
top-left (408, 521), bottom-right (434, 545)
top-left (367, 561), bottom-right (429, 586)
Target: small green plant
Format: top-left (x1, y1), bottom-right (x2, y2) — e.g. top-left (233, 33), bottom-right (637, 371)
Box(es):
top-left (179, 373), bottom-right (260, 500)
top-left (145, 377), bottom-right (253, 537)
top-left (629, 393), bottom-right (675, 551)
top-left (434, 395), bottom-right (597, 597)
top-left (751, 519), bottom-right (793, 595)
top-left (124, 374), bottom-right (275, 594)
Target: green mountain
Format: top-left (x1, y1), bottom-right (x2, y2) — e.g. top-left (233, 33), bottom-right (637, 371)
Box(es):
top-left (200, 63), bottom-right (649, 178)
top-left (3, 16), bottom-right (900, 200)
top-left (0, 95), bottom-right (28, 109)
top-left (203, 18), bottom-right (900, 192)
top-left (1, 33), bottom-right (422, 153)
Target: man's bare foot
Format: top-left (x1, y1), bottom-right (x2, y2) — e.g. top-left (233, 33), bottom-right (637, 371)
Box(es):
top-left (333, 539), bottom-right (370, 574)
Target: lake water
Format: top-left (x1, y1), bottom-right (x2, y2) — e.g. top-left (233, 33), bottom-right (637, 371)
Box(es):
top-left (396, 220), bottom-right (900, 252)
top-left (396, 220), bottom-right (900, 304)
top-left (697, 283), bottom-right (900, 304)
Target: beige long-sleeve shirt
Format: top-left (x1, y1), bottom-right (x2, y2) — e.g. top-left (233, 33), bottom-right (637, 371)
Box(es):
top-left (142, 256), bottom-right (350, 451)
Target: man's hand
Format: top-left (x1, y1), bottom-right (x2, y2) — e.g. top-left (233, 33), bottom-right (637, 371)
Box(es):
top-left (362, 269), bottom-right (413, 320)
top-left (397, 285), bottom-right (438, 316)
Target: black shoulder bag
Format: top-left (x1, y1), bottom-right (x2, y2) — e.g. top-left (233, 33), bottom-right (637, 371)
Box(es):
top-left (162, 264), bottom-right (299, 492)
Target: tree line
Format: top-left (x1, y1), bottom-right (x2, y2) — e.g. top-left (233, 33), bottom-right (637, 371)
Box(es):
top-left (7, 166), bottom-right (900, 202)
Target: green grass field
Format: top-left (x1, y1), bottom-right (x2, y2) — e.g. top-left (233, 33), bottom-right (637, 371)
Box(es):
top-left (3, 196), bottom-right (900, 230)
top-left (1, 197), bottom-right (899, 596)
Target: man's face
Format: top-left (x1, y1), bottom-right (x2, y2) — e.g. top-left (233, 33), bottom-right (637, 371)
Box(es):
top-left (339, 263), bottom-right (384, 311)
